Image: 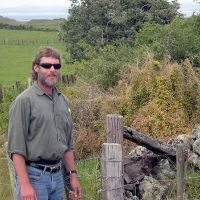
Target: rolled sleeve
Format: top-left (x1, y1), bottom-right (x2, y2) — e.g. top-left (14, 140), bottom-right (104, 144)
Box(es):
top-left (7, 96), bottom-right (30, 159)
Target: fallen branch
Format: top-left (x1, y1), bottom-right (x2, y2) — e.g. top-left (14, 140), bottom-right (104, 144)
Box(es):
top-left (123, 126), bottom-right (176, 158)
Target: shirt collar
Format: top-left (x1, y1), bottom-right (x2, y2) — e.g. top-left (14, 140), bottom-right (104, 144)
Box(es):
top-left (33, 82), bottom-right (61, 96)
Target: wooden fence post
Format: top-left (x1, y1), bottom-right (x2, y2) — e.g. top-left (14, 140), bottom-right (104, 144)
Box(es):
top-left (106, 114), bottom-right (123, 144)
top-left (101, 143), bottom-right (123, 200)
top-left (101, 114), bottom-right (124, 199)
top-left (0, 84), bottom-right (3, 103)
top-left (4, 142), bottom-right (17, 200)
top-left (16, 81), bottom-right (21, 91)
top-left (176, 144), bottom-right (186, 200)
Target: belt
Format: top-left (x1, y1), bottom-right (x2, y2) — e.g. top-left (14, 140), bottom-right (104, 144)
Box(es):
top-left (26, 161), bottom-right (61, 173)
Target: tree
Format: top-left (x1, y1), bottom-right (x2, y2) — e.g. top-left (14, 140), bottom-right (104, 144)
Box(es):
top-left (59, 0), bottom-right (180, 61)
top-left (134, 15), bottom-right (200, 66)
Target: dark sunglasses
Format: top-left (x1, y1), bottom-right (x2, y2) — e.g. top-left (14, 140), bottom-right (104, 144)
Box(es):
top-left (39, 63), bottom-right (62, 69)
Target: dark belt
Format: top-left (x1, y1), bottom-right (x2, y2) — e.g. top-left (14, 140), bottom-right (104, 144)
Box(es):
top-left (26, 161), bottom-right (61, 173)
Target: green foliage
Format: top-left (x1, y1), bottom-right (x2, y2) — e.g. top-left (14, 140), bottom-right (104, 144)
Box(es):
top-left (76, 44), bottom-right (135, 89)
top-left (60, 0), bottom-right (180, 61)
top-left (135, 15), bottom-right (200, 66)
top-left (0, 86), bottom-right (23, 134)
top-left (112, 59), bottom-right (200, 139)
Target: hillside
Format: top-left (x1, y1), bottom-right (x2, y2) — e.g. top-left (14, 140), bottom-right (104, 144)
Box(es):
top-left (26, 19), bottom-right (63, 31)
top-left (0, 16), bottom-right (63, 31)
top-left (0, 15), bottom-right (23, 25)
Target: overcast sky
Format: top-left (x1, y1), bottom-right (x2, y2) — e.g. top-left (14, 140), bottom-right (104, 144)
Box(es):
top-left (0, 0), bottom-right (199, 21)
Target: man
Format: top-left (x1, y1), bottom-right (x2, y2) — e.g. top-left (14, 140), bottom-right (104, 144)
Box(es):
top-left (7, 47), bottom-right (81, 200)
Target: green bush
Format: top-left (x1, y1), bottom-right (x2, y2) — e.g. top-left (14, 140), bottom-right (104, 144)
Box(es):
top-left (135, 15), bottom-right (200, 66)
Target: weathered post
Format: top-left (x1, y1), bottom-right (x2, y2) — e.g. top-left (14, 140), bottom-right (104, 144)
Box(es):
top-left (101, 114), bottom-right (124, 199)
top-left (4, 142), bottom-right (17, 200)
top-left (16, 81), bottom-right (21, 91)
top-left (176, 144), bottom-right (186, 200)
top-left (0, 84), bottom-right (3, 103)
top-left (101, 143), bottom-right (123, 200)
top-left (106, 114), bottom-right (123, 144)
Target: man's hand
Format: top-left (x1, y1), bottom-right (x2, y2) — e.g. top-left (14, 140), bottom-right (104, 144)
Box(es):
top-left (20, 182), bottom-right (37, 200)
top-left (69, 175), bottom-right (82, 200)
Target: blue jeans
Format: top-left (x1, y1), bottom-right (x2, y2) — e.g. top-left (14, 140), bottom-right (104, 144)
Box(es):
top-left (15, 165), bottom-right (64, 200)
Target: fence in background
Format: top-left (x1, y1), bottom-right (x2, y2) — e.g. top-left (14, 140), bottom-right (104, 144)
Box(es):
top-left (0, 75), bottom-right (76, 102)
top-left (0, 39), bottom-right (61, 46)
top-left (0, 115), bottom-right (197, 200)
top-left (0, 150), bottom-right (101, 200)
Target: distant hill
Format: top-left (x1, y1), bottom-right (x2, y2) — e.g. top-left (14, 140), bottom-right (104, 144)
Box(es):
top-left (0, 15), bottom-right (23, 25)
top-left (26, 19), bottom-right (63, 31)
top-left (0, 16), bottom-right (63, 31)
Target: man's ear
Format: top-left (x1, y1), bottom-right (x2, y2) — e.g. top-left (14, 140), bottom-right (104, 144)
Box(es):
top-left (34, 65), bottom-right (39, 72)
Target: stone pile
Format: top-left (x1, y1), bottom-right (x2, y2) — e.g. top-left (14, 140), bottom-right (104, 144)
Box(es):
top-left (124, 127), bottom-right (200, 200)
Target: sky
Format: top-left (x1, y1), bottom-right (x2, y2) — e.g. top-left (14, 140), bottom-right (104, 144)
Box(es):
top-left (0, 0), bottom-right (199, 21)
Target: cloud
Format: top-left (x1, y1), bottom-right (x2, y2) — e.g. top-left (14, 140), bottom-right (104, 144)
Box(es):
top-left (0, 1), bottom-right (70, 20)
top-left (0, 0), bottom-right (71, 8)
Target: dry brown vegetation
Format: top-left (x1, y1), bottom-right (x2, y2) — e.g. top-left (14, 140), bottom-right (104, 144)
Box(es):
top-left (62, 58), bottom-right (200, 158)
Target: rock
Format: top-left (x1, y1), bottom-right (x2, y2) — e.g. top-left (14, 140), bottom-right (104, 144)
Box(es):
top-left (124, 191), bottom-right (139, 200)
top-left (129, 146), bottom-right (153, 159)
top-left (167, 134), bottom-right (193, 150)
top-left (139, 176), bottom-right (168, 200)
top-left (192, 126), bottom-right (200, 140)
top-left (192, 139), bottom-right (200, 156)
top-left (151, 159), bottom-right (176, 180)
top-left (188, 152), bottom-right (200, 169)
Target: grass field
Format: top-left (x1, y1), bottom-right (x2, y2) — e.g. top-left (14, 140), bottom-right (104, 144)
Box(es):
top-left (26, 19), bottom-right (63, 31)
top-left (0, 29), bottom-right (74, 86)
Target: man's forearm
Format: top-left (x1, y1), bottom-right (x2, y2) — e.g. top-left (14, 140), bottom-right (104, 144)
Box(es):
top-left (12, 154), bottom-right (37, 199)
top-left (64, 150), bottom-right (76, 172)
top-left (12, 154), bottom-right (30, 184)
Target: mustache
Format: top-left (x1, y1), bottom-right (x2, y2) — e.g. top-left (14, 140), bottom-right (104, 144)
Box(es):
top-left (48, 72), bottom-right (58, 77)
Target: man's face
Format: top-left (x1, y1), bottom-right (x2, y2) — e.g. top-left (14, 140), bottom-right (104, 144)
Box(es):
top-left (34, 57), bottom-right (61, 88)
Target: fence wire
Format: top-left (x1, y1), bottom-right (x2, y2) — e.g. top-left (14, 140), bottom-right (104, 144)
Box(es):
top-left (0, 153), bottom-right (101, 200)
top-left (1, 151), bottom-right (200, 200)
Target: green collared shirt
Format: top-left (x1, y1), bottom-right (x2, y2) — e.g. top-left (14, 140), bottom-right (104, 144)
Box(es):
top-left (7, 82), bottom-right (74, 161)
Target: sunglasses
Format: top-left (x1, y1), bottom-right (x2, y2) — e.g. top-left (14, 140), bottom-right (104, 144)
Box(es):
top-left (39, 63), bottom-right (62, 69)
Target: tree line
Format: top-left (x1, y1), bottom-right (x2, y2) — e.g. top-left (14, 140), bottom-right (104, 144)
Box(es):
top-left (0, 23), bottom-right (57, 32)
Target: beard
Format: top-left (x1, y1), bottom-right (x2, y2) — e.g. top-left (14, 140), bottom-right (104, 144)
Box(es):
top-left (38, 72), bottom-right (61, 88)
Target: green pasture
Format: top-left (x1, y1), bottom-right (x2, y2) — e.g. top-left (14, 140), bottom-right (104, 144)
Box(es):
top-left (0, 29), bottom-right (73, 86)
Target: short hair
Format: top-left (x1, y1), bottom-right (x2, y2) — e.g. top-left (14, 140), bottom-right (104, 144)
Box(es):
top-left (32, 47), bottom-right (61, 80)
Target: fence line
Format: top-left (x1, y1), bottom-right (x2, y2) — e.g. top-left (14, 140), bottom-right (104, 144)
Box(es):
top-left (0, 114), bottom-right (191, 200)
top-left (0, 39), bottom-right (61, 45)
top-left (0, 147), bottom-right (197, 200)
top-left (0, 74), bottom-right (76, 103)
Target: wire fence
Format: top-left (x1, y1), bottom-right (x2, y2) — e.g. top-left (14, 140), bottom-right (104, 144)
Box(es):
top-left (1, 114), bottom-right (200, 199)
top-left (0, 149), bottom-right (101, 200)
top-left (1, 150), bottom-right (200, 199)
top-left (0, 39), bottom-right (61, 46)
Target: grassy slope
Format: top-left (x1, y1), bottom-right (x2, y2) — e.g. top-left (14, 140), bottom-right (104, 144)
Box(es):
top-left (0, 16), bottom-right (22, 25)
top-left (0, 29), bottom-right (74, 86)
top-left (0, 16), bottom-right (62, 30)
top-left (26, 19), bottom-right (63, 30)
